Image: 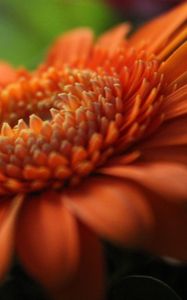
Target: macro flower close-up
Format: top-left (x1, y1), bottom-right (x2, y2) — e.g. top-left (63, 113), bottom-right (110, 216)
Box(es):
top-left (0, 2), bottom-right (187, 300)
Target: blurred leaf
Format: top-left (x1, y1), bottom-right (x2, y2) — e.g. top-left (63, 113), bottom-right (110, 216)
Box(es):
top-left (0, 0), bottom-right (116, 68)
top-left (109, 275), bottom-right (182, 300)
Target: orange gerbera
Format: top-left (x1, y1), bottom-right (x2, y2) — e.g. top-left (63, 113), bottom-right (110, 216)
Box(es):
top-left (0, 3), bottom-right (187, 300)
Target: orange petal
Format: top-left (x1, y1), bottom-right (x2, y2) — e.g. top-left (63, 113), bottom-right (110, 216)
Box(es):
top-left (143, 191), bottom-right (187, 260)
top-left (96, 23), bottom-right (130, 52)
top-left (46, 28), bottom-right (93, 67)
top-left (99, 162), bottom-right (187, 201)
top-left (0, 62), bottom-right (18, 87)
top-left (140, 145), bottom-right (187, 165)
top-left (16, 190), bottom-right (79, 292)
top-left (158, 26), bottom-right (187, 61)
top-left (167, 71), bottom-right (187, 92)
top-left (139, 116), bottom-right (187, 148)
top-left (162, 85), bottom-right (187, 120)
top-left (56, 222), bottom-right (105, 300)
top-left (159, 42), bottom-right (187, 85)
top-left (0, 194), bottom-right (23, 280)
top-left (129, 3), bottom-right (187, 55)
top-left (64, 176), bottom-right (153, 247)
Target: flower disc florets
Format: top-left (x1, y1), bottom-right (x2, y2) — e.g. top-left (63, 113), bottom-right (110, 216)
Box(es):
top-left (0, 48), bottom-right (164, 195)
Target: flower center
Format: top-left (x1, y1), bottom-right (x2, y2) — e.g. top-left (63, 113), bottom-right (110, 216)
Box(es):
top-left (0, 61), bottom-right (164, 195)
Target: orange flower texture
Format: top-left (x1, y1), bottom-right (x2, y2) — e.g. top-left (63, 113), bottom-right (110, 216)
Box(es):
top-left (0, 3), bottom-right (187, 300)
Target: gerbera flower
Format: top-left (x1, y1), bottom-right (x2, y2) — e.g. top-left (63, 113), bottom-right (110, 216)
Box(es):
top-left (0, 3), bottom-right (187, 300)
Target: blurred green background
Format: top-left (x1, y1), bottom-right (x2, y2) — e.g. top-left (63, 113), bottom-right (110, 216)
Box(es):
top-left (0, 0), bottom-right (118, 69)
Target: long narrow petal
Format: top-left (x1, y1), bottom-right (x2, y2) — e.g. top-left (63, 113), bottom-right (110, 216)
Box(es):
top-left (129, 3), bottom-right (187, 55)
top-left (16, 191), bottom-right (79, 292)
top-left (158, 26), bottom-right (187, 61)
top-left (167, 71), bottom-right (187, 92)
top-left (159, 42), bottom-right (187, 85)
top-left (66, 176), bottom-right (187, 260)
top-left (0, 194), bottom-right (23, 280)
top-left (99, 162), bottom-right (187, 201)
top-left (64, 177), bottom-right (153, 247)
top-left (55, 223), bottom-right (105, 300)
top-left (139, 145), bottom-right (187, 165)
top-left (139, 116), bottom-right (187, 148)
top-left (46, 28), bottom-right (93, 67)
top-left (162, 85), bottom-right (187, 120)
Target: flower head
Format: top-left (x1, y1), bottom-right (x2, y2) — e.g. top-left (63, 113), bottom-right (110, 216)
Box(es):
top-left (0, 3), bottom-right (187, 300)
